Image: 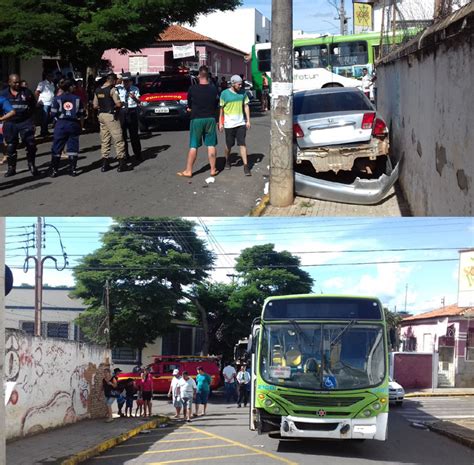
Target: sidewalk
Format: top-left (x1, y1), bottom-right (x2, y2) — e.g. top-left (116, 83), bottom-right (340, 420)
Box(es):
top-left (405, 388), bottom-right (474, 397)
top-left (428, 419), bottom-right (474, 449)
top-left (7, 414), bottom-right (169, 465)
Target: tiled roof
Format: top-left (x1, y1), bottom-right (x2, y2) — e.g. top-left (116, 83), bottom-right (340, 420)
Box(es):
top-left (402, 304), bottom-right (473, 322)
top-left (158, 25), bottom-right (212, 42)
top-left (156, 24), bottom-right (247, 55)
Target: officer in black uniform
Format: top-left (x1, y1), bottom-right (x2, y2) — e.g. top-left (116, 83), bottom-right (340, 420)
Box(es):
top-left (49, 79), bottom-right (85, 177)
top-left (1, 74), bottom-right (39, 177)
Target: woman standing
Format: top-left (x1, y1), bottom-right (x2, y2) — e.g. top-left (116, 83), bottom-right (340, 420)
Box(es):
top-left (141, 367), bottom-right (154, 417)
top-left (102, 368), bottom-right (118, 423)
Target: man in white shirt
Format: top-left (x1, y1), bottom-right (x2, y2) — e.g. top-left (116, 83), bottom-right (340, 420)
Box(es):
top-left (35, 72), bottom-right (56, 137)
top-left (167, 368), bottom-right (182, 419)
top-left (361, 67), bottom-right (372, 99)
top-left (177, 371), bottom-right (196, 422)
top-left (236, 364), bottom-right (251, 407)
top-left (222, 362), bottom-right (237, 403)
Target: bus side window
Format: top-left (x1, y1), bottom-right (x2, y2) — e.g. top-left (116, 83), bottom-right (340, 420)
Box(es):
top-left (163, 364), bottom-right (179, 374)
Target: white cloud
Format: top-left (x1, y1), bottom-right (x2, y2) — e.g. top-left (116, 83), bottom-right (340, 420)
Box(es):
top-left (322, 277), bottom-right (346, 291)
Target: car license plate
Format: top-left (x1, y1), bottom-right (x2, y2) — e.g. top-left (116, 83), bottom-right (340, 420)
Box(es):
top-left (154, 107), bottom-right (169, 114)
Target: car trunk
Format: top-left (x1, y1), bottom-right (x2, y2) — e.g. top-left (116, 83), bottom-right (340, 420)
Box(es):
top-left (296, 110), bottom-right (374, 149)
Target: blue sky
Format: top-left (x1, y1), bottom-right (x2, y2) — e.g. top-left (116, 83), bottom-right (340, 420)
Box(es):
top-left (243, 0), bottom-right (352, 35)
top-left (5, 217), bottom-right (473, 315)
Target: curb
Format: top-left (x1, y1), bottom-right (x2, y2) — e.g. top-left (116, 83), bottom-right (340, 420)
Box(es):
top-left (60, 416), bottom-right (169, 465)
top-left (249, 194), bottom-right (270, 217)
top-left (405, 393), bottom-right (474, 398)
top-left (428, 422), bottom-right (474, 449)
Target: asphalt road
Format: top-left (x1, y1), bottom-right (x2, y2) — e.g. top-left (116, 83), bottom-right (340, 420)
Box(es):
top-left (0, 111), bottom-right (270, 216)
top-left (82, 396), bottom-right (474, 465)
top-left (397, 397), bottom-right (474, 423)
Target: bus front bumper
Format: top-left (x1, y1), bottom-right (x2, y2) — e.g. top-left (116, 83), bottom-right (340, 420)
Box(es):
top-left (280, 413), bottom-right (388, 440)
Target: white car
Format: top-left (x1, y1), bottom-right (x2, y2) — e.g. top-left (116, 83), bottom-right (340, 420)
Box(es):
top-left (389, 377), bottom-right (405, 406)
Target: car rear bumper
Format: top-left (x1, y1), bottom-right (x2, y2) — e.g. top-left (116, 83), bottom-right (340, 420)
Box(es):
top-left (280, 413), bottom-right (388, 440)
top-left (295, 158), bottom-right (400, 205)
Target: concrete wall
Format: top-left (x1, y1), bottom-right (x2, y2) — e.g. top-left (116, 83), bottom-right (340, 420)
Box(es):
top-left (4, 329), bottom-right (110, 440)
top-left (377, 10), bottom-right (473, 215)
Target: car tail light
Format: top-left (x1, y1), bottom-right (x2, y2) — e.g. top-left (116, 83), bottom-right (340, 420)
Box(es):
top-left (373, 118), bottom-right (388, 138)
top-left (361, 112), bottom-right (376, 129)
top-left (293, 123), bottom-right (304, 138)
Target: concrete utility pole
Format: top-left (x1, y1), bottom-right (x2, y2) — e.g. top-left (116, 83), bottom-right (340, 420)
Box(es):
top-left (34, 217), bottom-right (43, 336)
top-left (0, 218), bottom-right (6, 465)
top-left (339, 0), bottom-right (349, 35)
top-left (269, 0), bottom-right (294, 207)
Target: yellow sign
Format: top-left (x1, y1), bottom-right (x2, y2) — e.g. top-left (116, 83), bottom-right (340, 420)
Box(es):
top-left (458, 249), bottom-right (474, 307)
top-left (353, 3), bottom-right (373, 33)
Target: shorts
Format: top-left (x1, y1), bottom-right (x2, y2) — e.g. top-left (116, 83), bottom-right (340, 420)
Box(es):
top-left (126, 397), bottom-right (134, 409)
top-left (182, 397), bottom-right (193, 410)
top-left (142, 391), bottom-right (153, 401)
top-left (105, 396), bottom-right (115, 406)
top-left (225, 125), bottom-right (246, 148)
top-left (136, 399), bottom-right (145, 406)
top-left (173, 398), bottom-right (183, 408)
top-left (189, 117), bottom-right (217, 149)
top-left (196, 391), bottom-right (209, 405)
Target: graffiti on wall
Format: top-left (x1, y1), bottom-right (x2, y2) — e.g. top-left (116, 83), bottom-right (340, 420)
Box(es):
top-left (5, 330), bottom-right (109, 439)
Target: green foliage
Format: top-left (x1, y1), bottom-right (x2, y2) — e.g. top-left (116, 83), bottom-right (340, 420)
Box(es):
top-left (73, 217), bottom-right (214, 349)
top-left (384, 307), bottom-right (403, 350)
top-left (0, 0), bottom-right (241, 69)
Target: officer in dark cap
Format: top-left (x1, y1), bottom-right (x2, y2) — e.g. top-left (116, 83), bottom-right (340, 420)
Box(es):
top-left (93, 73), bottom-right (127, 172)
top-left (1, 74), bottom-right (39, 177)
top-left (117, 73), bottom-right (142, 162)
top-left (49, 79), bottom-right (85, 177)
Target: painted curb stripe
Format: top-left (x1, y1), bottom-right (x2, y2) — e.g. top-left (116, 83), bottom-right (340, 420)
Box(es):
top-left (60, 416), bottom-right (169, 465)
top-left (147, 452), bottom-right (259, 465)
top-left (93, 444), bottom-right (228, 459)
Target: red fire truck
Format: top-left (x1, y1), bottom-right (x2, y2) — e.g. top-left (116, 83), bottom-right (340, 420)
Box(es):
top-left (117, 355), bottom-right (222, 394)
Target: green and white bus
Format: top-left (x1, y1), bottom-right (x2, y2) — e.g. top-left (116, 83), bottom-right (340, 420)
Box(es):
top-left (251, 31), bottom-right (404, 94)
top-left (249, 294), bottom-right (389, 440)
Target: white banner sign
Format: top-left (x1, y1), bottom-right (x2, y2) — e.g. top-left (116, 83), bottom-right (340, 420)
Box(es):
top-left (173, 42), bottom-right (196, 59)
top-left (458, 249), bottom-right (474, 307)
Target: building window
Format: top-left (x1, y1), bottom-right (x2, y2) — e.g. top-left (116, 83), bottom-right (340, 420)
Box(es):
top-left (466, 329), bottom-right (474, 361)
top-left (403, 336), bottom-right (417, 352)
top-left (21, 321), bottom-right (35, 336)
top-left (112, 347), bottom-right (139, 364)
top-left (46, 322), bottom-right (69, 339)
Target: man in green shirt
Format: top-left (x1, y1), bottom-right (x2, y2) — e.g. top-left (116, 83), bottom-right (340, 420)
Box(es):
top-left (219, 75), bottom-right (252, 176)
top-left (194, 366), bottom-right (212, 416)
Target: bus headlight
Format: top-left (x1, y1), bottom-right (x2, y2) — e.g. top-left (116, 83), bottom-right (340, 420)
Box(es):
top-left (273, 407), bottom-right (281, 414)
top-left (264, 399), bottom-right (274, 407)
top-left (372, 402), bottom-right (381, 411)
top-left (363, 409), bottom-right (371, 417)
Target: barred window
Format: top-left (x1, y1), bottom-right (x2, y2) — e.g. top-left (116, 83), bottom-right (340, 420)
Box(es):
top-left (466, 329), bottom-right (474, 361)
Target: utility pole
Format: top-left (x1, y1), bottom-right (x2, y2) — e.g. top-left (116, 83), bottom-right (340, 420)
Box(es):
top-left (269, 0), bottom-right (294, 207)
top-left (0, 218), bottom-right (6, 465)
top-left (404, 283), bottom-right (408, 313)
top-left (34, 217), bottom-right (43, 336)
top-left (339, 0), bottom-right (348, 35)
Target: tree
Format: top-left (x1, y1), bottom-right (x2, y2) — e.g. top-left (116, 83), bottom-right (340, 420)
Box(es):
top-left (0, 0), bottom-right (241, 74)
top-left (384, 307), bottom-right (403, 350)
top-left (73, 217), bottom-right (214, 355)
top-left (188, 244), bottom-right (314, 360)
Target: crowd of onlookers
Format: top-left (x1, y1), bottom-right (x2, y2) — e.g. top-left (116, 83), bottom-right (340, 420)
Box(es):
top-left (102, 361), bottom-right (251, 424)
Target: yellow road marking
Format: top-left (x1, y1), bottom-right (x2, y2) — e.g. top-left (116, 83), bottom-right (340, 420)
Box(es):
top-left (116, 437), bottom-right (215, 448)
top-left (184, 426), bottom-right (299, 465)
top-left (148, 452), bottom-right (259, 464)
top-left (93, 444), bottom-right (226, 460)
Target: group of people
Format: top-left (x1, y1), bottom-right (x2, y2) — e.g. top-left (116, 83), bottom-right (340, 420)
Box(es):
top-left (223, 362), bottom-right (251, 408)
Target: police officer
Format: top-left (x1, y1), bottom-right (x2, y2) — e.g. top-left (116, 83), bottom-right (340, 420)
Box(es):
top-left (117, 74), bottom-right (142, 161)
top-left (1, 74), bottom-right (39, 177)
top-left (49, 79), bottom-right (85, 177)
top-left (93, 73), bottom-right (127, 172)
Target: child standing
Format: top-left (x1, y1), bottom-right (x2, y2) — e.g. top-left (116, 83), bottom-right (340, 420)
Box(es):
top-left (124, 378), bottom-right (135, 417)
top-left (135, 389), bottom-right (144, 417)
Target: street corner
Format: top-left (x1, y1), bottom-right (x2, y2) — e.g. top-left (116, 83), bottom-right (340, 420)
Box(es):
top-left (428, 419), bottom-right (474, 450)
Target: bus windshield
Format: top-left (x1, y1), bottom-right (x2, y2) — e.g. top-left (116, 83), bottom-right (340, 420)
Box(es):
top-left (260, 323), bottom-right (385, 391)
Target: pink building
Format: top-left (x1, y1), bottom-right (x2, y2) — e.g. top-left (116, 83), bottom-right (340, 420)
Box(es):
top-left (103, 25), bottom-right (249, 80)
top-left (400, 305), bottom-right (474, 388)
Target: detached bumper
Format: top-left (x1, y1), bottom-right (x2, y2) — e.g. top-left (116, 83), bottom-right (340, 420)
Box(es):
top-left (295, 160), bottom-right (400, 205)
top-left (280, 413), bottom-right (388, 440)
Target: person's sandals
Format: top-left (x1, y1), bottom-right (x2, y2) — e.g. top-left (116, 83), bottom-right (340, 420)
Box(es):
top-left (225, 159), bottom-right (231, 170)
top-left (243, 165), bottom-right (251, 176)
top-left (177, 171), bottom-right (192, 178)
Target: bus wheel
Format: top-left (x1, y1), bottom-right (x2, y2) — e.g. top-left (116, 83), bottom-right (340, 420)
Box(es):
top-left (322, 83), bottom-right (343, 88)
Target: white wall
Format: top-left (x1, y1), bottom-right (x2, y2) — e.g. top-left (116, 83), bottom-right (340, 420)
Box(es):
top-left (377, 17), bottom-right (473, 215)
top-left (187, 8), bottom-right (271, 54)
top-left (5, 330), bottom-right (110, 440)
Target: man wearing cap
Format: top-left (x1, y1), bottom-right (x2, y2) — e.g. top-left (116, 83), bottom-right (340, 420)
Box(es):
top-left (168, 368), bottom-right (183, 419)
top-left (219, 74), bottom-right (252, 176)
top-left (117, 74), bottom-right (142, 162)
top-left (93, 73), bottom-right (127, 172)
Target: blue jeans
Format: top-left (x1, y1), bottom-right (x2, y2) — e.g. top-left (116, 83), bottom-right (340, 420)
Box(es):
top-left (224, 382), bottom-right (237, 403)
top-left (40, 104), bottom-right (51, 135)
